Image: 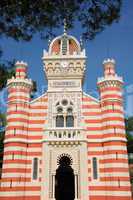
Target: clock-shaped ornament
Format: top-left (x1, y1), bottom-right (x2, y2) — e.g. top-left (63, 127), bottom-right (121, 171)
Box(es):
top-left (61, 61), bottom-right (68, 68)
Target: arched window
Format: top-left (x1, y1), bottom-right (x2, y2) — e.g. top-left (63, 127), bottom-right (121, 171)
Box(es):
top-left (92, 157), bottom-right (98, 179)
top-left (66, 108), bottom-right (74, 127)
top-left (56, 115), bottom-right (64, 127)
top-left (55, 101), bottom-right (74, 128)
top-left (33, 158), bottom-right (38, 180)
top-left (66, 116), bottom-right (74, 127)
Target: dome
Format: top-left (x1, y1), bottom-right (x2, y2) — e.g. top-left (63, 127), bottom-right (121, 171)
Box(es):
top-left (49, 33), bottom-right (81, 55)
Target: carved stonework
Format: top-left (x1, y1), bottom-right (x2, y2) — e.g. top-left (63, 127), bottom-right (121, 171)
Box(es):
top-left (47, 92), bottom-right (82, 128)
top-left (44, 60), bottom-right (86, 79)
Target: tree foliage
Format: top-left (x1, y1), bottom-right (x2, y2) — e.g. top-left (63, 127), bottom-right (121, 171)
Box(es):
top-left (0, 0), bottom-right (122, 91)
top-left (125, 117), bottom-right (133, 141)
top-left (0, 0), bottom-right (122, 41)
top-left (0, 60), bottom-right (16, 91)
top-left (0, 112), bottom-right (6, 156)
top-left (0, 131), bottom-right (4, 153)
top-left (125, 117), bottom-right (133, 131)
top-left (0, 112), bottom-right (6, 127)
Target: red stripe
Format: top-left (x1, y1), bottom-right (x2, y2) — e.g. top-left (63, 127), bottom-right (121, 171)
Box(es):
top-left (9, 88), bottom-right (29, 93)
top-left (0, 197), bottom-right (40, 200)
top-left (100, 87), bottom-right (121, 92)
top-left (89, 185), bottom-right (130, 191)
top-left (0, 177), bottom-right (31, 182)
top-left (3, 159), bottom-right (31, 164)
top-left (7, 118), bottom-right (45, 124)
top-left (100, 158), bottom-right (128, 164)
top-left (2, 168), bottom-right (31, 173)
top-left (16, 68), bottom-right (26, 72)
top-left (100, 168), bottom-right (129, 173)
top-left (82, 105), bottom-right (100, 109)
top-left (0, 186), bottom-right (41, 192)
top-left (4, 151), bottom-right (42, 156)
top-left (6, 126), bottom-right (43, 132)
top-left (8, 96), bottom-right (29, 101)
top-left (89, 196), bottom-right (131, 200)
top-left (101, 94), bottom-right (122, 99)
top-left (29, 105), bottom-right (47, 109)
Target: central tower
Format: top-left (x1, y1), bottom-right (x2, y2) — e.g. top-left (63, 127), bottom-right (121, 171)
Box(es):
top-left (42, 31), bottom-right (88, 200)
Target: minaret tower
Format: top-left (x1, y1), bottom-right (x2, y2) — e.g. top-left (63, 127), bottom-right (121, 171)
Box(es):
top-left (1, 61), bottom-right (32, 191)
top-left (97, 59), bottom-right (131, 199)
top-left (42, 27), bottom-right (88, 199)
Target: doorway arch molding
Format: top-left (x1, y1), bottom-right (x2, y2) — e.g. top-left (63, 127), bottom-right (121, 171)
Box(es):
top-left (42, 143), bottom-right (89, 200)
top-left (57, 153), bottom-right (73, 166)
top-left (50, 148), bottom-right (80, 200)
top-left (50, 148), bottom-right (79, 175)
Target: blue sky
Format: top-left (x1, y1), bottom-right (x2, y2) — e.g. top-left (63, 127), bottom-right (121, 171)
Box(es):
top-left (0, 0), bottom-right (133, 116)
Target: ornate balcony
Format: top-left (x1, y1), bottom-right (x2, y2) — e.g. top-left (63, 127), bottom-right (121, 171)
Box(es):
top-left (44, 127), bottom-right (86, 143)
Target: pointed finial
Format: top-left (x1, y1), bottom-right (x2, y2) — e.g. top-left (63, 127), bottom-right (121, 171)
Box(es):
top-left (48, 35), bottom-right (52, 47)
top-left (80, 36), bottom-right (83, 50)
top-left (63, 18), bottom-right (67, 35)
top-left (48, 38), bottom-right (51, 47)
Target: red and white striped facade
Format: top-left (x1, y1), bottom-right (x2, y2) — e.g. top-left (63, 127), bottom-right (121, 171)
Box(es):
top-left (0, 32), bottom-right (132, 200)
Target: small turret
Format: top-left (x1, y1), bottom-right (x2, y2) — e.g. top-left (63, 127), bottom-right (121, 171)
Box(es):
top-left (15, 61), bottom-right (27, 79)
top-left (103, 58), bottom-right (116, 77)
top-left (97, 58), bottom-right (123, 102)
top-left (7, 61), bottom-right (32, 104)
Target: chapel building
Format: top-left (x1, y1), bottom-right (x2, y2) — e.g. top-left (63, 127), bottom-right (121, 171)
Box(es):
top-left (0, 29), bottom-right (132, 200)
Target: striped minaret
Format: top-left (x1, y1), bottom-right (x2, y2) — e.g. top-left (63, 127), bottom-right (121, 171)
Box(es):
top-left (97, 58), bottom-right (132, 200)
top-left (0, 61), bottom-right (32, 199)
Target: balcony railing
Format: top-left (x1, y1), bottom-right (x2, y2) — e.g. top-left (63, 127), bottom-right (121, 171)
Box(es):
top-left (44, 127), bottom-right (86, 142)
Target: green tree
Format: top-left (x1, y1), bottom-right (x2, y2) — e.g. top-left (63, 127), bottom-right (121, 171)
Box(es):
top-left (0, 112), bottom-right (6, 127)
top-left (125, 117), bottom-right (133, 141)
top-left (0, 112), bottom-right (6, 177)
top-left (0, 0), bottom-right (122, 91)
top-left (0, 0), bottom-right (122, 41)
top-left (0, 131), bottom-right (4, 153)
top-left (0, 60), bottom-right (16, 91)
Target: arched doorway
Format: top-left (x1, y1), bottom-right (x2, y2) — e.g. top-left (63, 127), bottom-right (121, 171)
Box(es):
top-left (55, 155), bottom-right (75, 200)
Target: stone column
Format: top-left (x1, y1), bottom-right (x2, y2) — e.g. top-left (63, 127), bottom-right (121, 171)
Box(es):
top-left (51, 174), bottom-right (56, 200)
top-left (74, 174), bottom-right (78, 200)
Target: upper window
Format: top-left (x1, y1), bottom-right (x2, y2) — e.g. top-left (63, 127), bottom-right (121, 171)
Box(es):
top-left (55, 100), bottom-right (74, 127)
top-left (66, 116), bottom-right (74, 127)
top-left (66, 107), bottom-right (74, 127)
top-left (56, 115), bottom-right (64, 127)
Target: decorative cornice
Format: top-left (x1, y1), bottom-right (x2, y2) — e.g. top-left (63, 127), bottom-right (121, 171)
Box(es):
top-left (48, 141), bottom-right (81, 147)
top-left (97, 75), bottom-right (123, 88)
top-left (44, 60), bottom-right (86, 79)
top-left (15, 60), bottom-right (28, 67)
top-left (7, 77), bottom-right (33, 89)
top-left (103, 58), bottom-right (115, 65)
top-left (97, 79), bottom-right (123, 90)
top-left (42, 50), bottom-right (86, 59)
